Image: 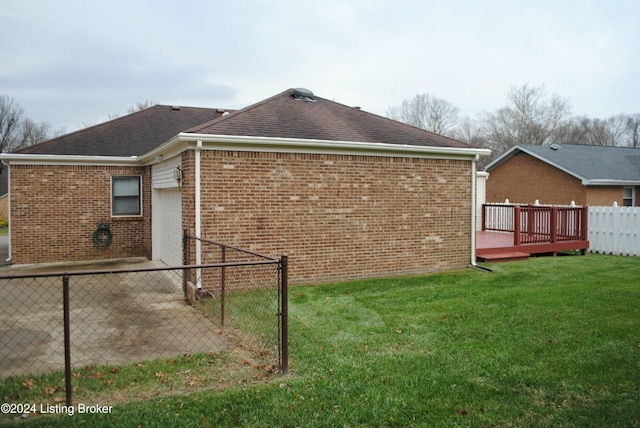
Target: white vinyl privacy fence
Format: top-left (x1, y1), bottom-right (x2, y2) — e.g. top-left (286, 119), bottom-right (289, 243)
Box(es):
top-left (589, 205), bottom-right (640, 256)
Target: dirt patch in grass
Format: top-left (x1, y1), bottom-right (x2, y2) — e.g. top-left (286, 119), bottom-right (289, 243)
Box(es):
top-left (1, 342), bottom-right (278, 424)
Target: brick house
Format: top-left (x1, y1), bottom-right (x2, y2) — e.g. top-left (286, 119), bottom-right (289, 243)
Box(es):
top-left (485, 143), bottom-right (640, 207)
top-left (1, 89), bottom-right (489, 284)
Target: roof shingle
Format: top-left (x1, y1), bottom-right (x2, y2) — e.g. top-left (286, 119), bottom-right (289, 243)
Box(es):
top-left (15, 89), bottom-right (476, 158)
top-left (16, 105), bottom-right (228, 157)
top-left (186, 89), bottom-right (473, 149)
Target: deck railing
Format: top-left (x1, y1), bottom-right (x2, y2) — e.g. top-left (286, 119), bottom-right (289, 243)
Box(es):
top-left (482, 203), bottom-right (588, 246)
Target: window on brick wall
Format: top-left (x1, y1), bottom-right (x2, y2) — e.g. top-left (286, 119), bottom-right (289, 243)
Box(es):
top-left (623, 187), bottom-right (635, 207)
top-left (112, 176), bottom-right (142, 216)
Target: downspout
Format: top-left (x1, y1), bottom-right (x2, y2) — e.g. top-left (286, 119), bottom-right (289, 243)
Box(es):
top-left (470, 156), bottom-right (477, 266)
top-left (470, 157), bottom-right (492, 272)
top-left (195, 140), bottom-right (202, 288)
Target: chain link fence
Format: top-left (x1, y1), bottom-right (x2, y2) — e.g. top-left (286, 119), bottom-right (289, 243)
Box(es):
top-left (0, 239), bottom-right (287, 410)
top-left (182, 234), bottom-right (288, 373)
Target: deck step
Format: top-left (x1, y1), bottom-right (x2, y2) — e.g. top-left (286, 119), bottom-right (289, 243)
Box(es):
top-left (476, 251), bottom-right (530, 263)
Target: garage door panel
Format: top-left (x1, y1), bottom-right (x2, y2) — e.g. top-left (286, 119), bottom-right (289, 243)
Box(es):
top-left (155, 188), bottom-right (183, 266)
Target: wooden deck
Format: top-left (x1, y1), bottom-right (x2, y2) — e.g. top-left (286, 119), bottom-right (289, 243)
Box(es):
top-left (477, 204), bottom-right (590, 263)
top-left (476, 231), bottom-right (589, 262)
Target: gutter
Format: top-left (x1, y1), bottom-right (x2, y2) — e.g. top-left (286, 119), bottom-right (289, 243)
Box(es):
top-left (582, 179), bottom-right (640, 186)
top-left (0, 153), bottom-right (140, 166)
top-left (172, 133), bottom-right (492, 160)
top-left (0, 135), bottom-right (491, 167)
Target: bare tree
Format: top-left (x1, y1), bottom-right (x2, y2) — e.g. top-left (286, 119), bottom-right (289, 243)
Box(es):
top-left (0, 94), bottom-right (25, 153)
top-left (18, 118), bottom-right (51, 148)
top-left (0, 94), bottom-right (56, 153)
top-left (556, 114), bottom-right (635, 147)
top-left (583, 115), bottom-right (628, 146)
top-left (625, 114), bottom-right (640, 148)
top-left (387, 93), bottom-right (460, 135)
top-left (127, 100), bottom-right (157, 114)
top-left (82, 100), bottom-right (159, 128)
top-left (451, 116), bottom-right (488, 147)
top-left (483, 84), bottom-right (572, 154)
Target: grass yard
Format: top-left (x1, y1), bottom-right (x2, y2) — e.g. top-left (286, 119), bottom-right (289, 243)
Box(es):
top-left (3, 254), bottom-right (639, 427)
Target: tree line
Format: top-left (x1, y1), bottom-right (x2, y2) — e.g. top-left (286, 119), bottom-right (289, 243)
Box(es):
top-left (3, 86), bottom-right (638, 158)
top-left (0, 94), bottom-right (61, 154)
top-left (387, 84), bottom-right (640, 164)
top-left (0, 95), bottom-right (156, 154)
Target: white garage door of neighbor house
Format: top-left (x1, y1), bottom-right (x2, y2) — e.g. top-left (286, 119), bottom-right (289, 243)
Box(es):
top-left (156, 188), bottom-right (183, 267)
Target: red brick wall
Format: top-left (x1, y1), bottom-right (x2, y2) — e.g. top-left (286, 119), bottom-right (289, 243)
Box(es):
top-left (184, 150), bottom-right (473, 285)
top-left (9, 164), bottom-right (151, 264)
top-left (585, 186), bottom-right (626, 206)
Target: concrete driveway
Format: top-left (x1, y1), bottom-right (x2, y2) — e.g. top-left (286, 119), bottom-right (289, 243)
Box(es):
top-left (0, 260), bottom-right (227, 377)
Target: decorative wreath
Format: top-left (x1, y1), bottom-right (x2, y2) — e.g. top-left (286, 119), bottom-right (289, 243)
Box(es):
top-left (92, 222), bottom-right (112, 249)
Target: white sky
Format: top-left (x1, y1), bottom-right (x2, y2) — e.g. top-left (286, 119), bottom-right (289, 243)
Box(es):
top-left (1, 0), bottom-right (638, 133)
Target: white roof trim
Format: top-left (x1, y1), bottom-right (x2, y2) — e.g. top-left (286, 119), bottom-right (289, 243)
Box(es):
top-left (584, 179), bottom-right (640, 186)
top-left (0, 153), bottom-right (140, 166)
top-left (2, 134), bottom-right (491, 166)
top-left (168, 133), bottom-right (491, 160)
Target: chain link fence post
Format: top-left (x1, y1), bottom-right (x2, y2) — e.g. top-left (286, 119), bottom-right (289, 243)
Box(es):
top-left (279, 254), bottom-right (289, 374)
top-left (62, 274), bottom-right (72, 407)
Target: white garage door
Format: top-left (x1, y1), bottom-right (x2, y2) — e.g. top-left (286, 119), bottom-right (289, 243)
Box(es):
top-left (155, 188), bottom-right (183, 266)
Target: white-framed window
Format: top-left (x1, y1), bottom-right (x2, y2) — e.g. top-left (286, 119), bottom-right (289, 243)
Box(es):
top-left (623, 187), bottom-right (635, 207)
top-left (112, 175), bottom-right (142, 216)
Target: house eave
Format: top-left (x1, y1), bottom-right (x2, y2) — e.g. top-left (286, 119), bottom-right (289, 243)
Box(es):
top-left (1, 134), bottom-right (492, 167)
top-left (0, 153), bottom-right (140, 166)
top-left (171, 133), bottom-right (492, 160)
top-left (584, 179), bottom-right (640, 186)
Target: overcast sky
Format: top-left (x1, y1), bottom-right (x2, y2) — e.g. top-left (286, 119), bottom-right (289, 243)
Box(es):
top-left (1, 0), bottom-right (639, 133)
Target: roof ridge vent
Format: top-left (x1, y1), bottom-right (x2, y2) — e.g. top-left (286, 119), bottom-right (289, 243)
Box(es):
top-left (291, 88), bottom-right (316, 102)
top-left (171, 106), bottom-right (181, 111)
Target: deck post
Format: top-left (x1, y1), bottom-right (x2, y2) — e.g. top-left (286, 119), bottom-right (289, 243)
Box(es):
top-left (551, 206), bottom-right (558, 243)
top-left (527, 204), bottom-right (534, 240)
top-left (481, 204), bottom-right (486, 231)
top-left (514, 205), bottom-right (521, 246)
top-left (581, 206), bottom-right (589, 241)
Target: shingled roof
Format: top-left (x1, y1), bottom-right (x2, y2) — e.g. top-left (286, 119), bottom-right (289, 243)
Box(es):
top-left (486, 143), bottom-right (640, 185)
top-left (15, 105), bottom-right (228, 157)
top-left (13, 89), bottom-right (478, 160)
top-left (186, 89), bottom-right (473, 149)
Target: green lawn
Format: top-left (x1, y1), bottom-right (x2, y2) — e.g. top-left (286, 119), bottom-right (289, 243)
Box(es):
top-left (5, 254), bottom-right (640, 427)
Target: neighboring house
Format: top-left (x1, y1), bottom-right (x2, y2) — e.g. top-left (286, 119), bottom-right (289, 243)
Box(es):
top-left (485, 143), bottom-right (640, 207)
top-left (0, 89), bottom-right (489, 284)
